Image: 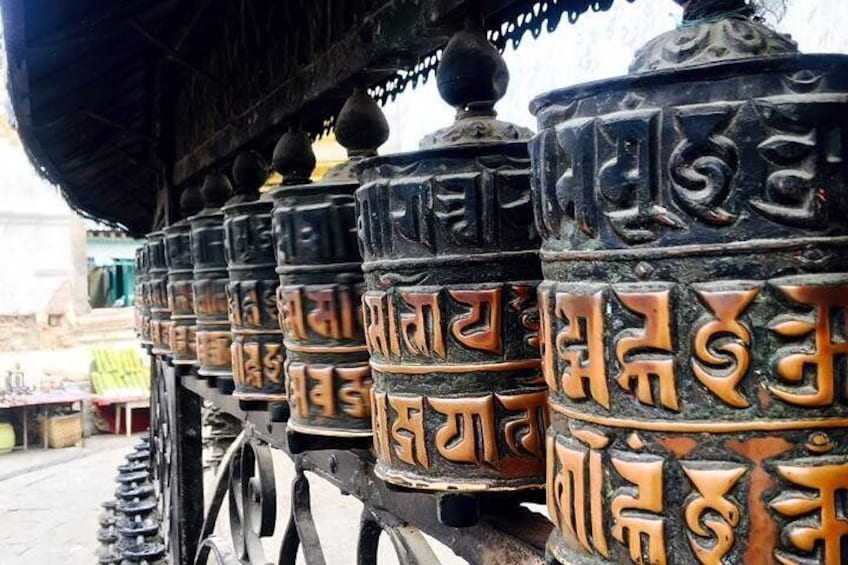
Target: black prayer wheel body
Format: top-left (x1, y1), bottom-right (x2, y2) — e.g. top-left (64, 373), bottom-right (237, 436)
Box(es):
top-left (138, 243), bottom-right (153, 346)
top-left (147, 232), bottom-right (171, 356)
top-left (356, 142), bottom-right (547, 491)
top-left (190, 207), bottom-right (233, 383)
top-left (222, 198), bottom-right (286, 403)
top-left (163, 221), bottom-right (197, 365)
top-left (531, 18), bottom-right (848, 565)
top-left (134, 247), bottom-right (148, 343)
top-left (271, 179), bottom-right (372, 436)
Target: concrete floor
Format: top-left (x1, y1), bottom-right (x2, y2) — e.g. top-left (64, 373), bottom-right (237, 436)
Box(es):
top-left (0, 433), bottom-right (463, 565)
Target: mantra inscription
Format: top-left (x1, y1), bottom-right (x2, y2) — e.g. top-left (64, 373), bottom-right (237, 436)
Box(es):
top-left (540, 274), bottom-right (848, 420)
top-left (278, 283), bottom-right (372, 434)
top-left (192, 277), bottom-right (232, 375)
top-left (372, 390), bottom-right (548, 489)
top-left (137, 244), bottom-right (152, 345)
top-left (363, 283), bottom-right (540, 367)
top-left (134, 247), bottom-right (145, 340)
top-left (231, 337), bottom-right (284, 399)
top-left (223, 200), bottom-right (285, 402)
top-left (364, 280), bottom-right (545, 489)
top-left (227, 280), bottom-right (285, 400)
top-left (191, 211), bottom-right (234, 379)
top-left (530, 54), bottom-right (848, 565)
top-left (279, 284), bottom-right (364, 345)
top-left (148, 232), bottom-right (172, 356)
top-left (286, 361), bottom-right (372, 428)
top-left (356, 143), bottom-right (544, 491)
top-left (546, 423), bottom-right (848, 565)
top-left (196, 330), bottom-right (232, 374)
top-left (271, 180), bottom-right (373, 436)
top-left (541, 275), bottom-right (848, 564)
top-left (531, 84), bottom-right (848, 250)
top-left (169, 324), bottom-right (197, 362)
top-left (165, 222), bottom-right (197, 365)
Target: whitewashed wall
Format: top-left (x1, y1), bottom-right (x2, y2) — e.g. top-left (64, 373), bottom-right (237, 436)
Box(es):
top-left (382, 0), bottom-right (848, 153)
top-left (0, 136), bottom-right (76, 317)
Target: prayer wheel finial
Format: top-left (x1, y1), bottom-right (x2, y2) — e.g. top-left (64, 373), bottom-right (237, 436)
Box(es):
top-left (178, 184), bottom-right (203, 219)
top-left (334, 87), bottom-right (389, 159)
top-left (324, 88), bottom-right (389, 181)
top-left (271, 130), bottom-right (316, 186)
top-left (437, 17), bottom-right (507, 118)
top-left (200, 172), bottom-right (233, 210)
top-left (230, 151), bottom-right (269, 203)
top-left (420, 18), bottom-right (532, 148)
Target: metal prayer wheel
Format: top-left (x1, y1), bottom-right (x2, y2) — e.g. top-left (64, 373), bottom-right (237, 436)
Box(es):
top-left (271, 91), bottom-right (388, 438)
top-left (221, 152), bottom-right (287, 406)
top-left (138, 243), bottom-right (153, 346)
top-left (190, 173), bottom-right (235, 390)
top-left (164, 186), bottom-right (203, 366)
top-left (531, 3), bottom-right (848, 563)
top-left (133, 247), bottom-right (144, 339)
top-left (356, 23), bottom-right (547, 492)
top-left (147, 232), bottom-right (171, 356)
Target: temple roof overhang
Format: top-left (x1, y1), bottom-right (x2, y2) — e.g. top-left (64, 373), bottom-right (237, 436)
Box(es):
top-left (2, 0), bottom-right (627, 235)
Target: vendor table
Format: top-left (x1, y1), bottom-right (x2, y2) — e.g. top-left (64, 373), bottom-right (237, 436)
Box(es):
top-left (91, 394), bottom-right (151, 437)
top-left (0, 392), bottom-right (88, 450)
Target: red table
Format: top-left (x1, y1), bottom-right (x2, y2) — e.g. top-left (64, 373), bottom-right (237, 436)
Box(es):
top-left (91, 394), bottom-right (150, 437)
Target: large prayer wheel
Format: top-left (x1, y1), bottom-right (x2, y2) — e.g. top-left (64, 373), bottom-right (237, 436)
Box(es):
top-left (164, 186), bottom-right (202, 366)
top-left (271, 91), bottom-right (388, 438)
top-left (356, 23), bottom-right (547, 492)
top-left (190, 174), bottom-right (235, 390)
top-left (147, 232), bottom-right (171, 356)
top-left (532, 3), bottom-right (848, 564)
top-left (222, 153), bottom-right (287, 406)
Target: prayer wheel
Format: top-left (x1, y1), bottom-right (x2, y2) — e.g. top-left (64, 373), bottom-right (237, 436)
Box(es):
top-left (190, 173), bottom-right (235, 390)
top-left (133, 247), bottom-right (145, 340)
top-left (532, 2), bottom-right (848, 563)
top-left (138, 243), bottom-right (153, 347)
top-left (147, 232), bottom-right (171, 356)
top-left (163, 186), bottom-right (203, 366)
top-left (356, 22), bottom-right (547, 492)
top-left (270, 90), bottom-right (388, 438)
top-left (222, 152), bottom-right (287, 406)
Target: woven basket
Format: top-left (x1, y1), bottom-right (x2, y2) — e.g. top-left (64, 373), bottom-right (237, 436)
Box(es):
top-left (39, 413), bottom-right (82, 448)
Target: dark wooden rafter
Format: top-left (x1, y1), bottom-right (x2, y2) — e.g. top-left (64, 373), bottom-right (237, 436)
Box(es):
top-left (86, 111), bottom-right (160, 145)
top-left (24, 0), bottom-right (175, 52)
top-left (128, 18), bottom-right (224, 88)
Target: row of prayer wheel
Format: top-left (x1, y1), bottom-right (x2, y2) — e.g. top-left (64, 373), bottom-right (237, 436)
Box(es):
top-left (135, 2), bottom-right (848, 563)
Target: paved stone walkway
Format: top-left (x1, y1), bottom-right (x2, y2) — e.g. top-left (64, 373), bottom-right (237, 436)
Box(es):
top-left (0, 433), bottom-right (462, 565)
top-left (0, 434), bottom-right (139, 565)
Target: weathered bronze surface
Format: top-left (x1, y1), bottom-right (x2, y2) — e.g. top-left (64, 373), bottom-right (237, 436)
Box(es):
top-left (147, 232), bottom-right (172, 356)
top-left (164, 186), bottom-right (203, 366)
top-left (222, 153), bottom-right (286, 404)
top-left (134, 246), bottom-right (148, 344)
top-left (138, 243), bottom-right (153, 346)
top-left (271, 90), bottom-right (388, 438)
top-left (356, 23), bottom-right (546, 492)
top-left (190, 174), bottom-right (235, 388)
top-left (531, 6), bottom-right (848, 564)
